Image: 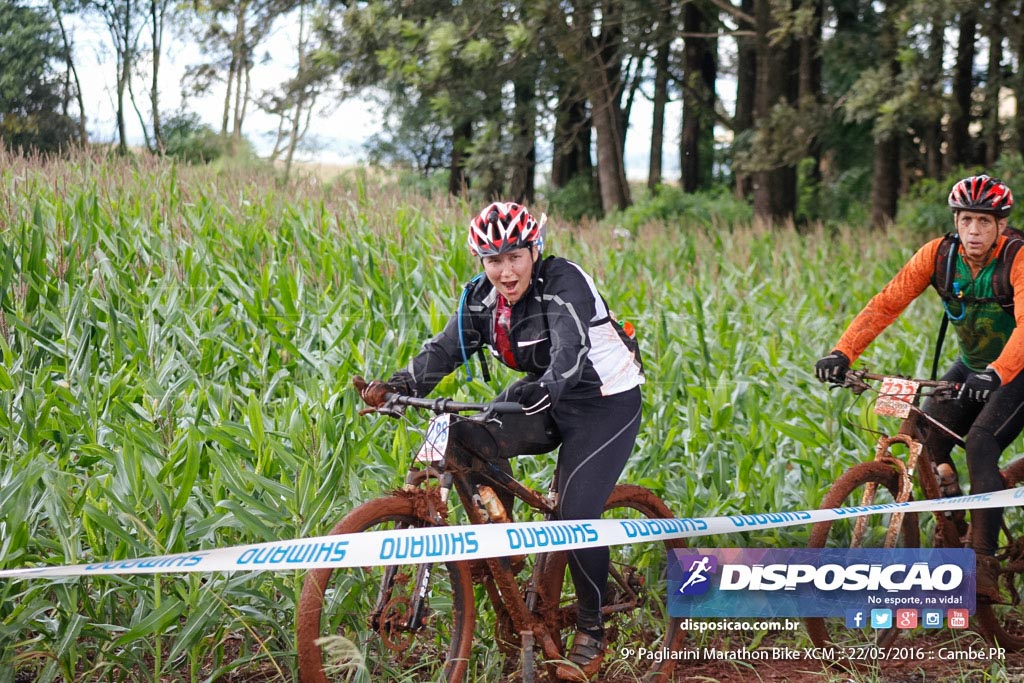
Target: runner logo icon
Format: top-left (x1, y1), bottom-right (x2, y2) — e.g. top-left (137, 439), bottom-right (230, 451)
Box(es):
top-left (677, 554), bottom-right (718, 596)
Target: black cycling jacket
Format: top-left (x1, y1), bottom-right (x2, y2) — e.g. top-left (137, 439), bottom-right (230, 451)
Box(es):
top-left (389, 255), bottom-right (644, 404)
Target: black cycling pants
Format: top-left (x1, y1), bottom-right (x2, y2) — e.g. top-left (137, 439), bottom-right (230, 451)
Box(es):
top-left (921, 359), bottom-right (1024, 555)
top-left (445, 385), bottom-right (643, 632)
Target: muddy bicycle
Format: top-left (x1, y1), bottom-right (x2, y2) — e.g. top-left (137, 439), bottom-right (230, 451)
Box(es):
top-left (296, 385), bottom-right (686, 682)
top-left (804, 369), bottom-right (1024, 656)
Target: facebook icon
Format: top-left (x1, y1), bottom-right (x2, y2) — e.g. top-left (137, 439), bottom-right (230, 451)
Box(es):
top-left (845, 609), bottom-right (866, 629)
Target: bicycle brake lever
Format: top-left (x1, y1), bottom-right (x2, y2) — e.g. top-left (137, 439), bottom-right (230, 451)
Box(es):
top-left (833, 377), bottom-right (869, 395)
top-left (359, 396), bottom-right (407, 418)
top-left (376, 400), bottom-right (407, 418)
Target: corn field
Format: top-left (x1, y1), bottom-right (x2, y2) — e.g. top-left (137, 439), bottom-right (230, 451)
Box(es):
top-left (0, 150), bottom-right (958, 682)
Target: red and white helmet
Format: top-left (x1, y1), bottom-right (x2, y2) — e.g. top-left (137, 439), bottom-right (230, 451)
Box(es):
top-left (948, 175), bottom-right (1014, 217)
top-left (468, 202), bottom-right (545, 257)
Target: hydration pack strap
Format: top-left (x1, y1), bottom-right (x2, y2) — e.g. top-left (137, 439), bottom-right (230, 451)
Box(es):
top-left (932, 234), bottom-right (960, 380)
top-left (458, 275), bottom-right (481, 381)
top-left (931, 312), bottom-right (948, 382)
top-left (458, 273), bottom-right (492, 383)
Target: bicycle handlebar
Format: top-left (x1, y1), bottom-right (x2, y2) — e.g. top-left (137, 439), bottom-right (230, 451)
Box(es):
top-left (836, 370), bottom-right (966, 447)
top-left (381, 393), bottom-right (525, 415)
top-left (838, 369), bottom-right (959, 398)
top-left (352, 375), bottom-right (525, 417)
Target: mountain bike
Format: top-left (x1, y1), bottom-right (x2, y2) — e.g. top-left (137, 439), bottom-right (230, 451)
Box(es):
top-left (296, 385), bottom-right (686, 682)
top-left (804, 369), bottom-right (1024, 659)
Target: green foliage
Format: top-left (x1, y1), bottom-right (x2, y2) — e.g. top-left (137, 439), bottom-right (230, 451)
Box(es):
top-left (897, 156), bottom-right (1024, 235)
top-left (896, 175), bottom-right (954, 235)
top-left (363, 88), bottom-right (452, 174)
top-left (990, 153), bottom-right (1024, 195)
top-left (160, 112), bottom-right (226, 163)
top-left (803, 163), bottom-right (873, 229)
top-left (394, 168), bottom-right (450, 198)
top-left (544, 175), bottom-right (603, 222)
top-left (734, 100), bottom-right (825, 174)
top-left (0, 151), bottom-right (983, 678)
top-left (609, 185), bottom-right (754, 231)
top-left (0, 1), bottom-right (60, 109)
top-left (0, 0), bottom-right (79, 152)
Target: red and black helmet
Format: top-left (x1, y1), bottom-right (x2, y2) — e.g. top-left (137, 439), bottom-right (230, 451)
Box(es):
top-left (468, 202), bottom-right (545, 257)
top-left (948, 175), bottom-right (1014, 217)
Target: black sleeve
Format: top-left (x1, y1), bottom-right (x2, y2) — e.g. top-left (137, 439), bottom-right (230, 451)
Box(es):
top-left (389, 295), bottom-right (487, 397)
top-left (535, 261), bottom-right (595, 404)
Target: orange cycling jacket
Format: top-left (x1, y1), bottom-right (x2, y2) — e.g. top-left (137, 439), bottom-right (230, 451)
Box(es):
top-left (835, 233), bottom-right (1024, 384)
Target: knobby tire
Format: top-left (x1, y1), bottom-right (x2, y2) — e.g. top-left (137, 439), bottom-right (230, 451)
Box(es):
top-left (538, 484), bottom-right (687, 681)
top-left (974, 456), bottom-right (1024, 650)
top-left (804, 460), bottom-right (919, 661)
top-left (296, 494), bottom-right (476, 683)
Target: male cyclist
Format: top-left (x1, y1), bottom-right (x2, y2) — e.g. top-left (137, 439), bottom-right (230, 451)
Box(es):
top-left (358, 201), bottom-right (645, 680)
top-left (815, 175), bottom-right (1024, 603)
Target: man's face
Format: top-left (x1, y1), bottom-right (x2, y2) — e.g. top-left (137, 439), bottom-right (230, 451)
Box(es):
top-left (956, 210), bottom-right (1005, 263)
top-left (482, 246), bottom-right (537, 304)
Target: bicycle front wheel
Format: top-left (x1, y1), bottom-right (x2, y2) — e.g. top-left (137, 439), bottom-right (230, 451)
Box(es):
top-left (974, 457), bottom-right (1024, 650)
top-left (803, 460), bottom-right (919, 655)
top-left (538, 484), bottom-right (687, 681)
top-left (296, 494), bottom-right (476, 683)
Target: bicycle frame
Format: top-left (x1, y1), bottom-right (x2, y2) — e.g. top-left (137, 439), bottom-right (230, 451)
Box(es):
top-left (841, 371), bottom-right (964, 548)
top-left (298, 386), bottom-right (687, 682)
top-left (806, 370), bottom-right (1024, 656)
top-left (377, 393), bottom-right (658, 667)
top-left (378, 395), bottom-right (572, 663)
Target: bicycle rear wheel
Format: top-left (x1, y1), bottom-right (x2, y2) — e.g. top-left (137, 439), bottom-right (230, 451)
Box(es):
top-left (296, 494), bottom-right (476, 683)
top-left (538, 484), bottom-right (687, 681)
top-left (974, 457), bottom-right (1024, 650)
top-left (803, 460), bottom-right (919, 655)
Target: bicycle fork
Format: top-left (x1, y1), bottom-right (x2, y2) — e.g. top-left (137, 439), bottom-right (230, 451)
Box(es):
top-left (853, 435), bottom-right (919, 548)
top-left (370, 472), bottom-right (455, 646)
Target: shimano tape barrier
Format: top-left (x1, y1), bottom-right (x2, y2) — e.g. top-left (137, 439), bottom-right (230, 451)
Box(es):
top-left (1, 487), bottom-right (1021, 580)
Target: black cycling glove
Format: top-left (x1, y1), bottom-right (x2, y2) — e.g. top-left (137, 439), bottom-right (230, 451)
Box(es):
top-left (959, 369), bottom-right (1001, 403)
top-left (513, 381), bottom-right (552, 415)
top-left (814, 350), bottom-right (850, 383)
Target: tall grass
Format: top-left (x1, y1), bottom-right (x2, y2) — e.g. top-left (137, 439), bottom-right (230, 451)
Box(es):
top-left (0, 148), bottom-right (956, 680)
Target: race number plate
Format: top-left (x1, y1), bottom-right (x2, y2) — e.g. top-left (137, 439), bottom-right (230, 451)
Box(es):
top-left (414, 413), bottom-right (451, 463)
top-left (875, 376), bottom-right (919, 418)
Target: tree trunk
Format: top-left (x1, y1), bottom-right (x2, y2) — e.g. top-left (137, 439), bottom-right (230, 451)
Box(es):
top-left (948, 7), bottom-right (977, 168)
top-left (647, 4), bottom-right (671, 191)
top-left (128, 73), bottom-right (152, 150)
top-left (680, 0), bottom-right (716, 193)
top-left (923, 13), bottom-right (944, 179)
top-left (548, 0), bottom-right (630, 213)
top-left (150, 0), bottom-right (165, 150)
top-left (116, 44), bottom-right (129, 153)
top-left (230, 1), bottom-right (247, 145)
top-left (733, 0), bottom-right (756, 199)
top-left (595, 2), bottom-right (630, 211)
top-left (51, 0), bottom-right (88, 144)
top-left (222, 52), bottom-right (234, 136)
top-left (509, 77), bottom-right (537, 204)
top-left (592, 86), bottom-right (631, 212)
top-left (448, 120), bottom-right (472, 196)
top-left (983, 7), bottom-right (1004, 167)
top-left (551, 85), bottom-right (592, 189)
top-left (797, 0), bottom-right (823, 226)
top-left (752, 0), bottom-right (796, 224)
top-left (871, 1), bottom-right (901, 229)
top-left (283, 2), bottom-right (310, 182)
top-left (871, 135), bottom-right (899, 228)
